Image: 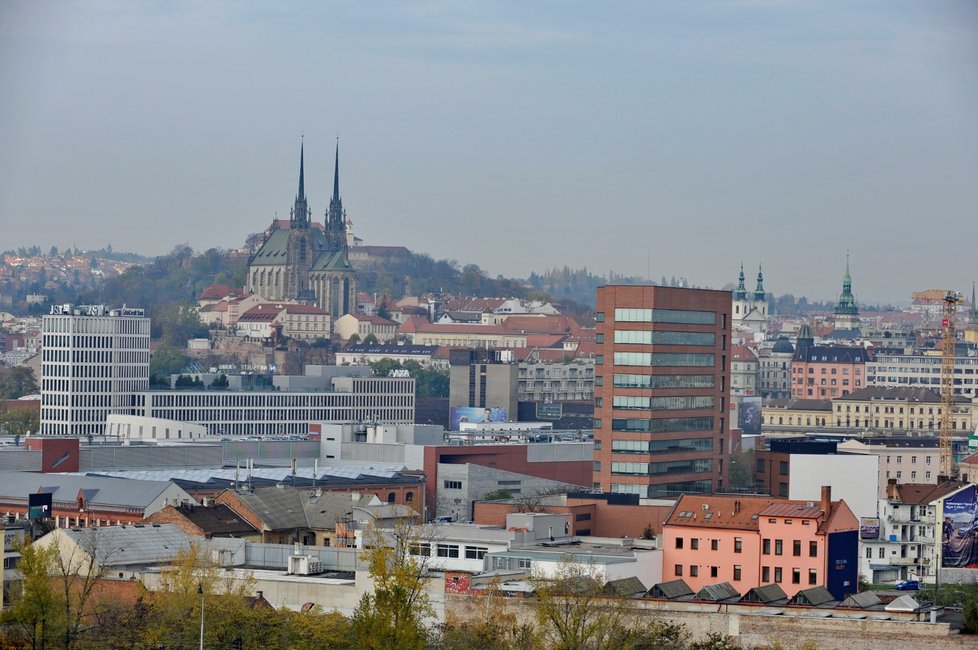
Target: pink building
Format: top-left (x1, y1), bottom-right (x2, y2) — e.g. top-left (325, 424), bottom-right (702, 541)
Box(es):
top-left (662, 487), bottom-right (859, 599)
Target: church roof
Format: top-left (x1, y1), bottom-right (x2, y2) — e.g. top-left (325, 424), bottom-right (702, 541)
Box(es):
top-left (310, 247), bottom-right (355, 272)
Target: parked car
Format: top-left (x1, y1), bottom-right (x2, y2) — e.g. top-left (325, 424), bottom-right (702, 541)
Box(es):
top-left (895, 580), bottom-right (921, 590)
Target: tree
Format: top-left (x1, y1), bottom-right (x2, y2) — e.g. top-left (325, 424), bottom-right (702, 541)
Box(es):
top-left (149, 345), bottom-right (190, 385)
top-left (484, 489), bottom-right (513, 501)
top-left (0, 538), bottom-right (63, 650)
top-left (210, 373), bottom-right (229, 389)
top-left (350, 523), bottom-right (433, 650)
top-left (363, 333), bottom-right (380, 345)
top-left (530, 560), bottom-right (643, 650)
top-left (0, 404), bottom-right (39, 436)
top-left (348, 334), bottom-right (362, 345)
top-left (0, 366), bottom-right (39, 400)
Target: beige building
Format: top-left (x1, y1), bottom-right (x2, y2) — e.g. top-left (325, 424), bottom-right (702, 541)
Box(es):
top-left (837, 438), bottom-right (939, 498)
top-left (398, 318), bottom-right (527, 349)
top-left (762, 399), bottom-right (832, 432)
top-left (832, 387), bottom-right (973, 434)
top-left (334, 313), bottom-right (399, 343)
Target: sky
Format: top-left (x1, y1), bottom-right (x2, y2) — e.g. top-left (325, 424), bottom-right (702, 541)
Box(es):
top-left (1, 1), bottom-right (976, 305)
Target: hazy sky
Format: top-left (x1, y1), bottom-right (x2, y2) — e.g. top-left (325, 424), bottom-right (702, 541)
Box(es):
top-left (1, 1), bottom-right (976, 304)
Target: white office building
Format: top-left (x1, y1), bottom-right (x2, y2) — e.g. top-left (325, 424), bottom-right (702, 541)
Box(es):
top-left (41, 305), bottom-right (150, 436)
top-left (867, 353), bottom-right (978, 399)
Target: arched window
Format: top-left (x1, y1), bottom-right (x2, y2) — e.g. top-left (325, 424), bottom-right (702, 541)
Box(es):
top-left (387, 492), bottom-right (396, 504)
top-left (405, 492), bottom-right (414, 502)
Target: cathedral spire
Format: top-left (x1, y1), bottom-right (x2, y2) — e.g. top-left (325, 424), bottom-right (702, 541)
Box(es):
top-left (291, 138), bottom-right (309, 227)
top-left (298, 137), bottom-right (305, 201)
top-left (326, 136), bottom-right (347, 248)
top-left (734, 263), bottom-right (747, 301)
top-left (753, 264), bottom-right (765, 302)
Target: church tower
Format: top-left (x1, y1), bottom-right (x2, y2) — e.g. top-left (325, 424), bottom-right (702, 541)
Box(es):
top-left (833, 254), bottom-right (861, 331)
top-left (285, 139), bottom-right (315, 301)
top-left (753, 265), bottom-right (768, 318)
top-left (733, 264), bottom-right (750, 318)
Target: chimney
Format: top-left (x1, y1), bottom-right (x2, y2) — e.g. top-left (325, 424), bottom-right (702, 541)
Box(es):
top-left (886, 478), bottom-right (898, 501)
top-left (820, 485), bottom-right (831, 514)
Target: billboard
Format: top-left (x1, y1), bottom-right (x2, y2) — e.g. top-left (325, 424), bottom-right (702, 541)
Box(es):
top-left (942, 484), bottom-right (978, 569)
top-left (738, 397), bottom-right (762, 436)
top-left (859, 517), bottom-right (881, 540)
top-left (450, 407), bottom-right (508, 431)
top-left (28, 492), bottom-right (52, 520)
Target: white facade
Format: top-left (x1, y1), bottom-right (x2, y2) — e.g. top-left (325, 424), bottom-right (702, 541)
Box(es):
top-left (837, 440), bottom-right (939, 498)
top-left (757, 350), bottom-right (792, 399)
top-left (867, 353), bottom-right (978, 399)
top-left (787, 454), bottom-right (879, 521)
top-left (858, 492), bottom-right (948, 585)
top-left (40, 305), bottom-right (150, 436)
top-left (104, 414), bottom-right (215, 442)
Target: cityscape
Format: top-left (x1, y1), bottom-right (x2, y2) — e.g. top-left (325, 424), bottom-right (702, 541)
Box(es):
top-left (1, 2), bottom-right (977, 649)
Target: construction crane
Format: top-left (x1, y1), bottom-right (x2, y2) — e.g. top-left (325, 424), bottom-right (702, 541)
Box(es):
top-left (939, 291), bottom-right (963, 479)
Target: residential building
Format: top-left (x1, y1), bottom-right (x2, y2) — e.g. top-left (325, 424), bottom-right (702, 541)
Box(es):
top-left (40, 304), bottom-right (150, 437)
top-left (146, 503), bottom-right (259, 540)
top-left (398, 317), bottom-right (527, 349)
top-left (831, 387), bottom-right (973, 434)
top-left (761, 399), bottom-right (833, 432)
top-left (757, 338), bottom-right (794, 399)
top-left (858, 479), bottom-right (966, 584)
top-left (754, 438), bottom-right (839, 498)
top-left (867, 352), bottom-right (978, 399)
top-left (837, 438), bottom-right (940, 497)
top-left (661, 488), bottom-right (859, 599)
top-left (517, 359), bottom-right (594, 402)
top-left (335, 344), bottom-right (445, 368)
top-left (277, 304), bottom-right (331, 341)
top-left (435, 463), bottom-right (585, 521)
top-left (333, 313), bottom-right (399, 343)
top-left (790, 345), bottom-right (868, 400)
top-left (593, 285), bottom-right (732, 498)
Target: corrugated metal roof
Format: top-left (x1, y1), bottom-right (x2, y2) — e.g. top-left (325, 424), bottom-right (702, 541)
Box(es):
top-left (790, 586), bottom-right (837, 607)
top-left (742, 583), bottom-right (788, 604)
top-left (57, 524), bottom-right (193, 566)
top-left (0, 471), bottom-right (183, 510)
top-left (693, 582), bottom-right (741, 602)
top-left (647, 579), bottom-right (694, 599)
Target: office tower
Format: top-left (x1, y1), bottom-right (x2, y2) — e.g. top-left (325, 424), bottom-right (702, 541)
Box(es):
top-left (40, 305), bottom-right (150, 436)
top-left (593, 285), bottom-right (731, 497)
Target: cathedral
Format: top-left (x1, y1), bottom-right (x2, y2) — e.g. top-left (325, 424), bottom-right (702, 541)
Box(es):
top-left (732, 264), bottom-right (768, 335)
top-left (246, 141), bottom-right (357, 317)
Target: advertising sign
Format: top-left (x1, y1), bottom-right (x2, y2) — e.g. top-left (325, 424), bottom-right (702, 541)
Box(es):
top-left (859, 517), bottom-right (880, 540)
top-left (28, 492), bottom-right (52, 520)
top-left (450, 407), bottom-right (508, 431)
top-left (942, 485), bottom-right (978, 569)
top-left (738, 397), bottom-right (762, 436)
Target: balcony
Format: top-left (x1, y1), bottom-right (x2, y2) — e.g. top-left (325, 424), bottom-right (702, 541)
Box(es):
top-left (889, 557), bottom-right (921, 566)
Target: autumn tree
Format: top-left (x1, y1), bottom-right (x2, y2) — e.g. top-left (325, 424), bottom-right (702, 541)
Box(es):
top-left (350, 523), bottom-right (434, 650)
top-left (0, 538), bottom-right (63, 650)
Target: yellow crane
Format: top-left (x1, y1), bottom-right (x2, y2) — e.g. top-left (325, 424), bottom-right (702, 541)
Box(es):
top-left (939, 291), bottom-right (963, 478)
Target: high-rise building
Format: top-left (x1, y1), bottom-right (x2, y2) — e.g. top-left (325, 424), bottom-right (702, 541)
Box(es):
top-left (40, 304), bottom-right (150, 436)
top-left (593, 285), bottom-right (732, 498)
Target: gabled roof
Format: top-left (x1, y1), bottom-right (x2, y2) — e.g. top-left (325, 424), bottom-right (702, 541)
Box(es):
top-left (238, 306), bottom-right (281, 322)
top-left (0, 471), bottom-right (184, 511)
top-left (839, 591), bottom-right (882, 608)
top-left (893, 481), bottom-right (965, 505)
top-left (693, 582), bottom-right (741, 602)
top-left (665, 495), bottom-right (780, 531)
top-left (885, 595), bottom-right (922, 612)
top-left (603, 576), bottom-right (646, 598)
top-left (731, 345), bottom-right (758, 363)
top-left (198, 284), bottom-right (232, 300)
top-left (790, 586), bottom-right (837, 607)
top-left (742, 584), bottom-right (788, 604)
top-left (52, 524), bottom-right (193, 567)
top-left (164, 504), bottom-right (258, 537)
top-left (341, 313), bottom-right (398, 327)
top-left (647, 579), bottom-right (694, 600)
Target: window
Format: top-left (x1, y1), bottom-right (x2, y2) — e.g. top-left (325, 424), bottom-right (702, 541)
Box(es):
top-left (865, 548), bottom-right (872, 559)
top-left (774, 567), bottom-right (782, 583)
top-left (465, 546), bottom-right (488, 560)
top-left (387, 492), bottom-right (396, 504)
top-left (809, 541), bottom-right (818, 557)
top-left (436, 544), bottom-right (460, 558)
top-left (691, 538), bottom-right (699, 550)
top-left (878, 548), bottom-right (885, 559)
top-left (675, 564), bottom-right (683, 577)
top-left (410, 543), bottom-right (431, 556)
top-left (405, 492), bottom-right (413, 502)
top-left (793, 540), bottom-right (801, 556)
top-left (762, 566), bottom-right (770, 583)
top-left (775, 539), bottom-right (783, 556)
top-left (809, 569), bottom-right (818, 585)
top-left (733, 565), bottom-right (742, 581)
top-left (690, 565), bottom-right (699, 577)
top-left (734, 537), bottom-right (743, 553)
top-left (711, 539), bottom-right (719, 551)
top-left (762, 538), bottom-right (771, 555)
top-left (779, 461), bottom-right (789, 476)
top-left (711, 566), bottom-right (718, 578)
top-left (791, 568), bottom-right (801, 584)
top-left (443, 480), bottom-right (462, 490)
top-left (675, 537), bottom-right (684, 549)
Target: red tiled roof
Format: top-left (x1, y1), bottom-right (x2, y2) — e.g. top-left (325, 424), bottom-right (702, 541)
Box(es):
top-left (199, 301), bottom-right (229, 313)
top-left (198, 284), bottom-right (231, 300)
top-left (348, 314), bottom-right (398, 327)
top-left (894, 481), bottom-right (965, 505)
top-left (758, 503), bottom-right (824, 519)
top-left (665, 495), bottom-right (781, 530)
top-left (731, 345), bottom-right (758, 362)
top-left (502, 315), bottom-right (582, 336)
top-left (280, 304), bottom-right (329, 315)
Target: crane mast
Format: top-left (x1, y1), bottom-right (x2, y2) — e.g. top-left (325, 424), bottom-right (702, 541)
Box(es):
top-left (939, 291), bottom-right (962, 478)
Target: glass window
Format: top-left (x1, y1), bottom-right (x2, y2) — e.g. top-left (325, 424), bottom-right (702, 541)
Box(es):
top-left (775, 539), bottom-right (783, 555)
top-left (762, 538), bottom-right (771, 555)
top-left (614, 330), bottom-right (653, 344)
top-left (613, 352), bottom-right (652, 366)
top-left (809, 569), bottom-right (818, 585)
top-left (809, 541), bottom-right (818, 557)
top-left (734, 537), bottom-right (742, 553)
top-left (793, 540), bottom-right (801, 556)
top-left (711, 539), bottom-right (719, 551)
top-left (774, 567), bottom-right (782, 583)
top-left (651, 331), bottom-right (716, 346)
top-left (615, 308), bottom-right (653, 322)
top-left (690, 565), bottom-right (699, 577)
top-left (792, 569), bottom-right (801, 584)
top-left (733, 565), bottom-right (742, 581)
top-left (675, 564), bottom-right (683, 577)
top-left (651, 353), bottom-right (715, 367)
top-left (652, 309), bottom-right (717, 325)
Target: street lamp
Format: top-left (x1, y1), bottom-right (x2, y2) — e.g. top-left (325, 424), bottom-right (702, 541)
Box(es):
top-left (198, 583), bottom-right (205, 650)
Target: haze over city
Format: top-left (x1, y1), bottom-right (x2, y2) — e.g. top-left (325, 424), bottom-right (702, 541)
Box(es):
top-left (1, 1), bottom-right (976, 303)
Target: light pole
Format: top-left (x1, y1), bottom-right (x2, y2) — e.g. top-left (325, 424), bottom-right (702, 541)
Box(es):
top-left (198, 582), bottom-right (205, 650)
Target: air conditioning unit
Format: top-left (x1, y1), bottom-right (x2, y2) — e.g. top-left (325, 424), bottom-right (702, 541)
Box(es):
top-left (287, 554), bottom-right (324, 576)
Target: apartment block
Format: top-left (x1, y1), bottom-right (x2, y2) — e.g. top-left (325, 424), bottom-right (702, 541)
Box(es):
top-left (593, 285), bottom-right (731, 498)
